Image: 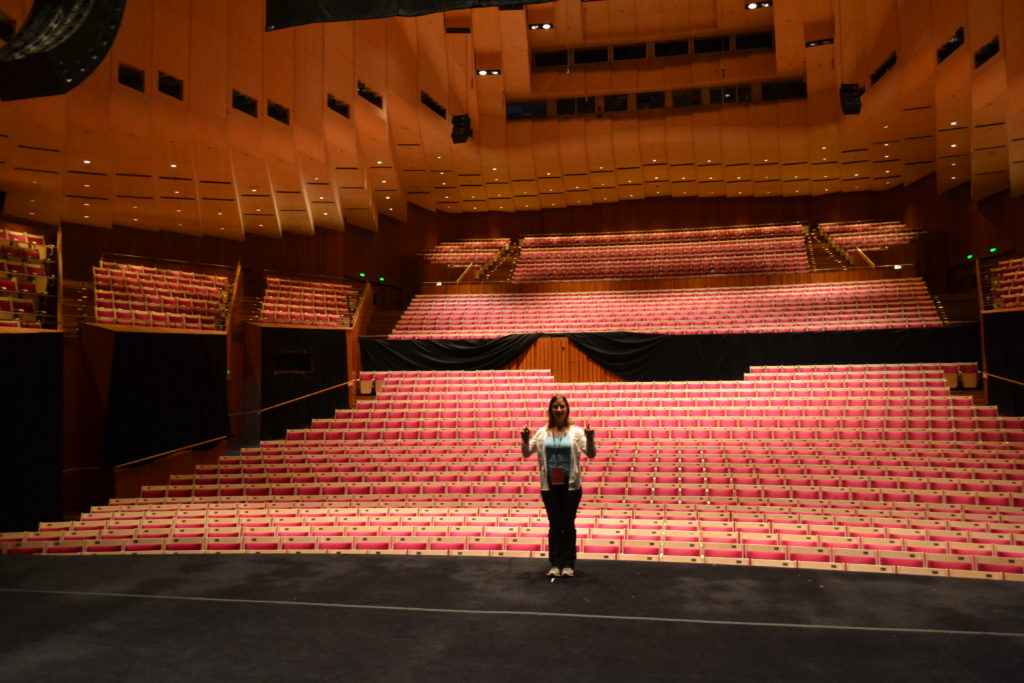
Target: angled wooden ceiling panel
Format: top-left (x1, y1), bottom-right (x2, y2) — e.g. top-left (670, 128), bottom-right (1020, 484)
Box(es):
top-left (0, 0), bottom-right (1020, 234)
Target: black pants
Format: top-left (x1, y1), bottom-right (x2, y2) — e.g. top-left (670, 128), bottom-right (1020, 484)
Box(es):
top-left (541, 484), bottom-right (583, 568)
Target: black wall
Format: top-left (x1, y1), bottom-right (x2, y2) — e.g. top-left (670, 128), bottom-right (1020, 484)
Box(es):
top-left (0, 333), bottom-right (62, 531)
top-left (260, 328), bottom-right (348, 440)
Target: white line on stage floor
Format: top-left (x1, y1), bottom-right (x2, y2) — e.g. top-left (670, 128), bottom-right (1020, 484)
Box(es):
top-left (2, 587), bottom-right (1023, 639)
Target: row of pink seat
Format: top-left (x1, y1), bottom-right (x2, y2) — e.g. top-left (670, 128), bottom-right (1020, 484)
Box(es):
top-left (9, 366), bottom-right (1022, 579)
top-left (520, 224), bottom-right (805, 247)
top-left (257, 277), bottom-right (360, 328)
top-left (423, 239), bottom-right (509, 267)
top-left (392, 279), bottom-right (941, 338)
top-left (0, 228), bottom-right (52, 329)
top-left (991, 257), bottom-right (1024, 309)
top-left (94, 261), bottom-right (232, 331)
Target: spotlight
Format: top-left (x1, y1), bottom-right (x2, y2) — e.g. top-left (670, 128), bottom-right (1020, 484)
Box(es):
top-left (477, 69), bottom-right (488, 76)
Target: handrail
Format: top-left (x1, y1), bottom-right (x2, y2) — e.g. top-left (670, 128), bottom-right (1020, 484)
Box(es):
top-left (985, 372), bottom-right (1024, 388)
top-left (114, 435), bottom-right (228, 469)
top-left (854, 248), bottom-right (876, 268)
top-left (228, 379), bottom-right (357, 417)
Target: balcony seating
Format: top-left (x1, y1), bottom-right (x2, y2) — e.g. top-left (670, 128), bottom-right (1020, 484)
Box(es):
top-left (819, 221), bottom-right (922, 260)
top-left (390, 278), bottom-right (941, 339)
top-left (990, 257), bottom-right (1024, 310)
top-left (513, 225), bottom-right (808, 281)
top-left (0, 228), bottom-right (53, 329)
top-left (7, 364), bottom-right (1022, 581)
top-left (422, 239), bottom-right (509, 268)
top-left (258, 277), bottom-right (360, 328)
top-left (93, 261), bottom-right (231, 331)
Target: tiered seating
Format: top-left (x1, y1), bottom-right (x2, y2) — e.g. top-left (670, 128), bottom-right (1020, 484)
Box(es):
top-left (990, 257), bottom-right (1024, 310)
top-left (93, 261), bottom-right (230, 330)
top-left (390, 278), bottom-right (941, 338)
top-left (423, 239), bottom-right (509, 268)
top-left (6, 366), bottom-right (1024, 580)
top-left (819, 221), bottom-right (921, 258)
top-left (258, 277), bottom-right (360, 327)
top-left (513, 225), bottom-right (808, 281)
top-left (0, 227), bottom-right (52, 329)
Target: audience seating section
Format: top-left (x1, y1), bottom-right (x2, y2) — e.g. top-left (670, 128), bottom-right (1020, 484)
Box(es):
top-left (990, 257), bottom-right (1024, 310)
top-left (390, 278), bottom-right (941, 338)
top-left (93, 261), bottom-right (230, 331)
top-left (513, 225), bottom-right (808, 281)
top-left (0, 228), bottom-right (52, 329)
top-left (258, 277), bottom-right (360, 328)
top-left (819, 222), bottom-right (922, 260)
top-left (8, 365), bottom-right (1024, 583)
top-left (422, 239), bottom-right (509, 268)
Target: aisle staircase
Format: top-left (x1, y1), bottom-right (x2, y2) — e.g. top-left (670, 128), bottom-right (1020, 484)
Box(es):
top-left (806, 227), bottom-right (850, 270)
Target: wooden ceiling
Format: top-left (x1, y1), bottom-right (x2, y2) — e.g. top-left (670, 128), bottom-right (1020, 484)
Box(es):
top-left (0, 0), bottom-right (1020, 240)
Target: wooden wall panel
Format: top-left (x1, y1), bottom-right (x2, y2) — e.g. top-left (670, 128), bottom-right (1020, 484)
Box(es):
top-left (506, 336), bottom-right (622, 384)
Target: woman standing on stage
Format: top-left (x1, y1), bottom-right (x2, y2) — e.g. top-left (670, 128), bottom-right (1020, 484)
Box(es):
top-left (521, 394), bottom-right (596, 578)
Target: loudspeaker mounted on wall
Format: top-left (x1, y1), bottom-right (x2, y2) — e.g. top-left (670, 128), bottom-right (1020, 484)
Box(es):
top-left (451, 114), bottom-right (472, 143)
top-left (839, 83), bottom-right (864, 115)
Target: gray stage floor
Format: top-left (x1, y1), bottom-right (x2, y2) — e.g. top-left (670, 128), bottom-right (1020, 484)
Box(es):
top-left (1, 554), bottom-right (1023, 682)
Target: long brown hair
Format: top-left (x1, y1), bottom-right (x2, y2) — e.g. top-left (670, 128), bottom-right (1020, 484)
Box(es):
top-left (546, 394), bottom-right (573, 430)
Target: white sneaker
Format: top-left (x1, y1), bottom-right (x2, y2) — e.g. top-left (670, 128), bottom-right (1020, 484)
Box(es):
top-left (560, 567), bottom-right (575, 578)
top-left (545, 566), bottom-right (561, 577)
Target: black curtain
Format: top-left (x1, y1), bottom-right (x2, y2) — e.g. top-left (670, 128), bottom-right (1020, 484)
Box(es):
top-left (361, 334), bottom-right (540, 371)
top-left (260, 328), bottom-right (348, 441)
top-left (104, 333), bottom-right (228, 468)
top-left (984, 311), bottom-right (1024, 416)
top-left (266, 0), bottom-right (550, 30)
top-left (567, 325), bottom-right (980, 382)
top-left (0, 333), bottom-right (61, 531)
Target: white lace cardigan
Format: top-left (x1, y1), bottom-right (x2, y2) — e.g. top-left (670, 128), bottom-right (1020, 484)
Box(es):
top-left (526, 424), bottom-right (594, 492)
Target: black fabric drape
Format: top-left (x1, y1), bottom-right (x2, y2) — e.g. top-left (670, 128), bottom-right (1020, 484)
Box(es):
top-left (260, 328), bottom-right (349, 441)
top-left (984, 311), bottom-right (1024, 416)
top-left (0, 333), bottom-right (61, 531)
top-left (567, 324), bottom-right (981, 382)
top-left (361, 334), bottom-right (540, 371)
top-left (266, 0), bottom-right (550, 30)
top-left (104, 333), bottom-right (228, 468)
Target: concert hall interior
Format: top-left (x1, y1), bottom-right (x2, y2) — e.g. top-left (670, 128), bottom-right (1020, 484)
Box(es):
top-left (1, 0), bottom-right (1023, 679)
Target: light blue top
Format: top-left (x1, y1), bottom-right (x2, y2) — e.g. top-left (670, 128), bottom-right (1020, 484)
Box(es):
top-left (545, 433), bottom-right (572, 472)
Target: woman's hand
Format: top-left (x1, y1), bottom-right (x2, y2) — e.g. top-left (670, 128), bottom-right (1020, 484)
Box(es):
top-left (520, 426), bottom-right (532, 457)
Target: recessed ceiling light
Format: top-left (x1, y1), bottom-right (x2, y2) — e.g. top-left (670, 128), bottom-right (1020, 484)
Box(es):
top-left (950, 143), bottom-right (957, 148)
top-left (170, 163), bottom-right (177, 168)
top-left (950, 120), bottom-right (957, 126)
top-left (83, 159), bottom-right (91, 164)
